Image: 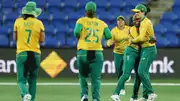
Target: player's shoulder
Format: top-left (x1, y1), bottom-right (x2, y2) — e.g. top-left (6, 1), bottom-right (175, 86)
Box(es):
top-left (35, 18), bottom-right (43, 23)
top-left (111, 26), bottom-right (117, 31)
top-left (32, 18), bottom-right (43, 26)
top-left (15, 17), bottom-right (23, 22)
top-left (76, 17), bottom-right (86, 24)
top-left (143, 17), bottom-right (153, 25)
top-left (96, 18), bottom-right (105, 24)
top-left (125, 25), bottom-right (131, 29)
top-left (130, 26), bottom-right (136, 30)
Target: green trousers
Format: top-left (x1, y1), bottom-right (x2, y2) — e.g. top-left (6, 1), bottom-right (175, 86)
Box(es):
top-left (113, 53), bottom-right (124, 79)
top-left (131, 55), bottom-right (148, 99)
top-left (16, 51), bottom-right (40, 101)
top-left (77, 50), bottom-right (104, 101)
top-left (113, 53), bottom-right (125, 90)
top-left (138, 46), bottom-right (157, 95)
top-left (114, 46), bottom-right (140, 95)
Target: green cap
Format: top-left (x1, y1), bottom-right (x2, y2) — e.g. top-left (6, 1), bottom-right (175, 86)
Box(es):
top-left (131, 4), bottom-right (147, 13)
top-left (117, 15), bottom-right (125, 21)
top-left (85, 1), bottom-right (96, 12)
top-left (22, 1), bottom-right (42, 17)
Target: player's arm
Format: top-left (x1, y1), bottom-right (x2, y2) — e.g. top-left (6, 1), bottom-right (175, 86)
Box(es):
top-left (74, 23), bottom-right (82, 39)
top-left (74, 18), bottom-right (83, 39)
top-left (106, 29), bottom-right (114, 47)
top-left (131, 22), bottom-right (148, 43)
top-left (39, 21), bottom-right (45, 43)
top-left (13, 31), bottom-right (17, 41)
top-left (149, 36), bottom-right (156, 43)
top-left (104, 27), bottom-right (112, 40)
top-left (13, 19), bottom-right (17, 41)
top-left (39, 30), bottom-right (45, 43)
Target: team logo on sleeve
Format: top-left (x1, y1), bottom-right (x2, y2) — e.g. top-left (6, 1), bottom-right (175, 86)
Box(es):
top-left (40, 51), bottom-right (67, 78)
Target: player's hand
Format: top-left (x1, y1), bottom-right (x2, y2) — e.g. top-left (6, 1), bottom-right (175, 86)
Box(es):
top-left (149, 36), bottom-right (156, 43)
top-left (106, 40), bottom-right (114, 47)
top-left (130, 39), bottom-right (133, 44)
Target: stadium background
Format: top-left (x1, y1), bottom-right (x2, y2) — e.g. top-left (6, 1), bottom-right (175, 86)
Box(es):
top-left (0, 0), bottom-right (180, 101)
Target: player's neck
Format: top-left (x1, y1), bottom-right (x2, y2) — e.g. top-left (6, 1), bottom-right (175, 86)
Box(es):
top-left (117, 25), bottom-right (125, 30)
top-left (141, 15), bottom-right (146, 21)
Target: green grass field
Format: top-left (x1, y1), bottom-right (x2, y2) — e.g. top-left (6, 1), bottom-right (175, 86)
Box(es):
top-left (0, 77), bottom-right (180, 101)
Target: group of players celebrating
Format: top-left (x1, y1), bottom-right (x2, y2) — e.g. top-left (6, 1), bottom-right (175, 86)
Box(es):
top-left (74, 1), bottom-right (157, 101)
top-left (14, 1), bottom-right (157, 101)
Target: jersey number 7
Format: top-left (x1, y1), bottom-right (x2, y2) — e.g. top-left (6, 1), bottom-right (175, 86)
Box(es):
top-left (25, 29), bottom-right (32, 44)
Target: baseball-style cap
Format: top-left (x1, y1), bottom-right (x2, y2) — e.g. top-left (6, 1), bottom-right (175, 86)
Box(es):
top-left (85, 1), bottom-right (96, 12)
top-left (117, 15), bottom-right (125, 21)
top-left (131, 4), bottom-right (147, 13)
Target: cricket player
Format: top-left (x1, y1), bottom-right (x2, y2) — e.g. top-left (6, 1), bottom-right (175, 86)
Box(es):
top-left (130, 4), bottom-right (156, 101)
top-left (74, 1), bottom-right (112, 101)
top-left (111, 14), bottom-right (142, 101)
top-left (129, 15), bottom-right (146, 101)
top-left (106, 15), bottom-right (131, 95)
top-left (14, 1), bottom-right (45, 101)
top-left (131, 4), bottom-right (157, 101)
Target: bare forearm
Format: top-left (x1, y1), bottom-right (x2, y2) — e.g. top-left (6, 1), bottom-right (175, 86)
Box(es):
top-left (13, 32), bottom-right (17, 41)
top-left (39, 32), bottom-right (45, 42)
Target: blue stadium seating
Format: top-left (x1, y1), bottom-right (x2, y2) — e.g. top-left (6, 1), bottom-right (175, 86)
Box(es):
top-left (95, 0), bottom-right (109, 12)
top-left (67, 21), bottom-right (76, 29)
top-left (16, 0), bottom-right (28, 8)
top-left (123, 0), bottom-right (138, 14)
top-left (172, 6), bottom-right (180, 14)
top-left (0, 13), bottom-right (3, 23)
top-left (175, 19), bottom-right (180, 29)
top-left (35, 0), bottom-right (46, 8)
top-left (108, 25), bottom-right (114, 30)
top-left (174, 0), bottom-right (180, 3)
top-left (78, 0), bottom-right (90, 9)
top-left (67, 36), bottom-right (77, 47)
top-left (109, 0), bottom-right (124, 9)
top-left (0, 26), bottom-right (11, 35)
top-left (97, 11), bottom-right (113, 21)
top-left (47, 0), bottom-right (61, 13)
top-left (172, 0), bottom-right (180, 13)
top-left (156, 34), bottom-right (169, 47)
top-left (163, 24), bottom-right (180, 36)
top-left (0, 35), bottom-right (9, 46)
top-left (56, 33), bottom-right (66, 47)
top-left (0, 0), bottom-right (179, 48)
top-left (45, 25), bottom-right (57, 36)
top-left (165, 34), bottom-right (179, 47)
top-left (154, 24), bottom-right (167, 35)
top-left (1, 0), bottom-right (14, 14)
top-left (68, 12), bottom-right (82, 21)
top-left (101, 38), bottom-right (107, 47)
top-left (4, 12), bottom-right (20, 26)
top-left (108, 7), bottom-right (122, 16)
top-left (112, 11), bottom-right (129, 21)
top-left (61, 0), bottom-right (78, 14)
top-left (38, 12), bottom-right (50, 25)
top-left (10, 40), bottom-right (16, 48)
top-left (55, 23), bottom-right (68, 36)
top-left (63, 0), bottom-right (79, 8)
top-left (51, 12), bottom-right (67, 23)
top-left (160, 12), bottom-right (177, 25)
top-left (43, 35), bottom-right (60, 48)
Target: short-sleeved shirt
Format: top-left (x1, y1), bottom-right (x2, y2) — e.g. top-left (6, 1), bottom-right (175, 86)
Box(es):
top-left (76, 17), bottom-right (109, 50)
top-left (107, 26), bottom-right (130, 54)
top-left (132, 17), bottom-right (155, 48)
top-left (14, 17), bottom-right (44, 54)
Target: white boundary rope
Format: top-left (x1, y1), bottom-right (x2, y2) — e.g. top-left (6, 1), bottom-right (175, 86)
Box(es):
top-left (0, 82), bottom-right (180, 86)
